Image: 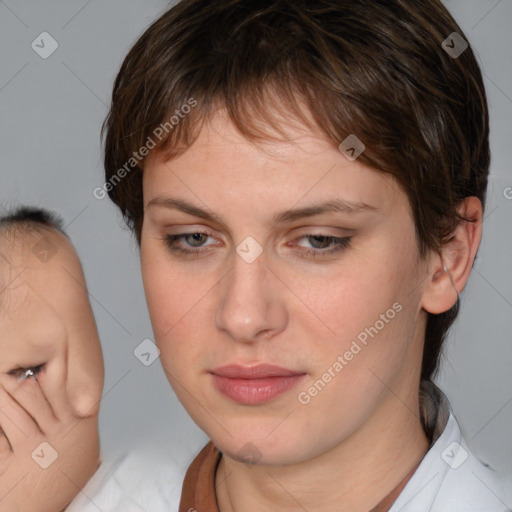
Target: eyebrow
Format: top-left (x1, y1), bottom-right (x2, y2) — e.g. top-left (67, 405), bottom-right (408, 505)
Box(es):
top-left (146, 196), bottom-right (377, 225)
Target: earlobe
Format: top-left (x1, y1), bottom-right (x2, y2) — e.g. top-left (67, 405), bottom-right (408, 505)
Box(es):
top-left (421, 197), bottom-right (483, 315)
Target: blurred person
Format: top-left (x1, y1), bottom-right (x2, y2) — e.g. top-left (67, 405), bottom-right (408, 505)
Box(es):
top-left (0, 207), bottom-right (104, 511)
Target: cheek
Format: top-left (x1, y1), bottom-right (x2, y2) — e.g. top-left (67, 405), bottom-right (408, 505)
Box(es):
top-left (291, 272), bottom-right (418, 435)
top-left (140, 246), bottom-right (214, 373)
top-left (290, 253), bottom-right (401, 334)
top-left (291, 241), bottom-right (419, 377)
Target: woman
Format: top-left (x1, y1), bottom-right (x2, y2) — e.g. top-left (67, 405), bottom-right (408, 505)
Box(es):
top-left (88, 0), bottom-right (511, 510)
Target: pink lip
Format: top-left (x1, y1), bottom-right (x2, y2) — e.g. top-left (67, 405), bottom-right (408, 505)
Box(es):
top-left (211, 363), bottom-right (304, 378)
top-left (210, 364), bottom-right (306, 405)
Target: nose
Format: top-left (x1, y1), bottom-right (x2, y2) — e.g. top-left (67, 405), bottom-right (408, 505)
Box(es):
top-left (215, 250), bottom-right (288, 344)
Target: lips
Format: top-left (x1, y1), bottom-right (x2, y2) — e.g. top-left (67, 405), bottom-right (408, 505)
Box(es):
top-left (210, 363), bottom-right (304, 379)
top-left (209, 363), bottom-right (307, 405)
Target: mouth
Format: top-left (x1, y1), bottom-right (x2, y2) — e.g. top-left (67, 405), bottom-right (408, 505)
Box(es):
top-left (209, 363), bottom-right (307, 405)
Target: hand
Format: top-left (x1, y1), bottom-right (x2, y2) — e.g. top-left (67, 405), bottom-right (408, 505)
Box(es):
top-left (0, 349), bottom-right (100, 512)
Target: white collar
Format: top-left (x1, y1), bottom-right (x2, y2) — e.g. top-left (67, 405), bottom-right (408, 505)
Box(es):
top-left (390, 381), bottom-right (510, 511)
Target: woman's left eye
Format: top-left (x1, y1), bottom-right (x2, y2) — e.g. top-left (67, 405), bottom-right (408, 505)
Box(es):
top-left (292, 234), bottom-right (351, 257)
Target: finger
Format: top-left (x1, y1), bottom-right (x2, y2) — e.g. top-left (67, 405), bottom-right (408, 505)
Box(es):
top-left (0, 387), bottom-right (39, 451)
top-left (0, 426), bottom-right (12, 462)
top-left (0, 375), bottom-right (56, 434)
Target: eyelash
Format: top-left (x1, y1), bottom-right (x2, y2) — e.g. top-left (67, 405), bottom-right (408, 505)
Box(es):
top-left (163, 231), bottom-right (352, 258)
top-left (7, 364), bottom-right (45, 382)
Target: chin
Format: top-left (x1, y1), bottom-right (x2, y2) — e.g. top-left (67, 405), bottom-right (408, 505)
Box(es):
top-left (206, 422), bottom-right (315, 467)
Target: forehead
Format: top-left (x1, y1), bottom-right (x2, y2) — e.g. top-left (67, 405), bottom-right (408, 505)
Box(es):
top-left (0, 283), bottom-right (66, 374)
top-left (0, 224), bottom-right (62, 264)
top-left (0, 278), bottom-right (58, 323)
top-left (152, 109), bottom-right (338, 166)
top-left (0, 227), bottom-right (81, 317)
top-left (0, 229), bottom-right (79, 360)
top-left (143, 113), bottom-right (405, 219)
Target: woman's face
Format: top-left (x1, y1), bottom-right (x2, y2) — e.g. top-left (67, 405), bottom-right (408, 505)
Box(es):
top-left (141, 113), bottom-right (432, 465)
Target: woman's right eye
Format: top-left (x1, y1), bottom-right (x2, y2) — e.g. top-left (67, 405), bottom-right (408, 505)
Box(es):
top-left (7, 364), bottom-right (45, 382)
top-left (163, 231), bottom-right (219, 255)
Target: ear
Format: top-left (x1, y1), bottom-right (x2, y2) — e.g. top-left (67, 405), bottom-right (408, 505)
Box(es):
top-left (421, 197), bottom-right (483, 314)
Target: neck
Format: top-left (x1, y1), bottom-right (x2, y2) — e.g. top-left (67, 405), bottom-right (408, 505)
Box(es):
top-left (215, 385), bottom-right (430, 512)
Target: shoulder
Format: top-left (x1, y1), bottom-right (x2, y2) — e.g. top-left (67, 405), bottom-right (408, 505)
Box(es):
top-left (434, 432), bottom-right (511, 512)
top-left (391, 411), bottom-right (511, 512)
top-left (66, 445), bottom-right (186, 512)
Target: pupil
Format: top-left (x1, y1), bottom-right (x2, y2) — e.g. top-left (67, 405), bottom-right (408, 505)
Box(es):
top-left (188, 233), bottom-right (206, 246)
top-left (309, 235), bottom-right (331, 249)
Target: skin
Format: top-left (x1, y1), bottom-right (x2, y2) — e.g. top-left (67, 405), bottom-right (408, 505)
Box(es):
top-left (0, 227), bottom-right (104, 511)
top-left (141, 112), bottom-right (482, 512)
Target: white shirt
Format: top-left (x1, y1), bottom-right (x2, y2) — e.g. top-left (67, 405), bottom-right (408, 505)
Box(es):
top-left (67, 382), bottom-right (511, 511)
top-left (65, 444), bottom-right (184, 511)
top-left (390, 382), bottom-right (511, 511)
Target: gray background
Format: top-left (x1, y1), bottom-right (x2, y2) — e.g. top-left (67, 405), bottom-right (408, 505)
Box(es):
top-left (0, 0), bottom-right (511, 477)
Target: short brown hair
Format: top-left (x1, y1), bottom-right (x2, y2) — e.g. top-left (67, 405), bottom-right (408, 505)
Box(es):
top-left (102, 0), bottom-right (490, 381)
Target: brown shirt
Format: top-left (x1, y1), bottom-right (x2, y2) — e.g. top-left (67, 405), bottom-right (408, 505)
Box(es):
top-left (179, 380), bottom-right (449, 512)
